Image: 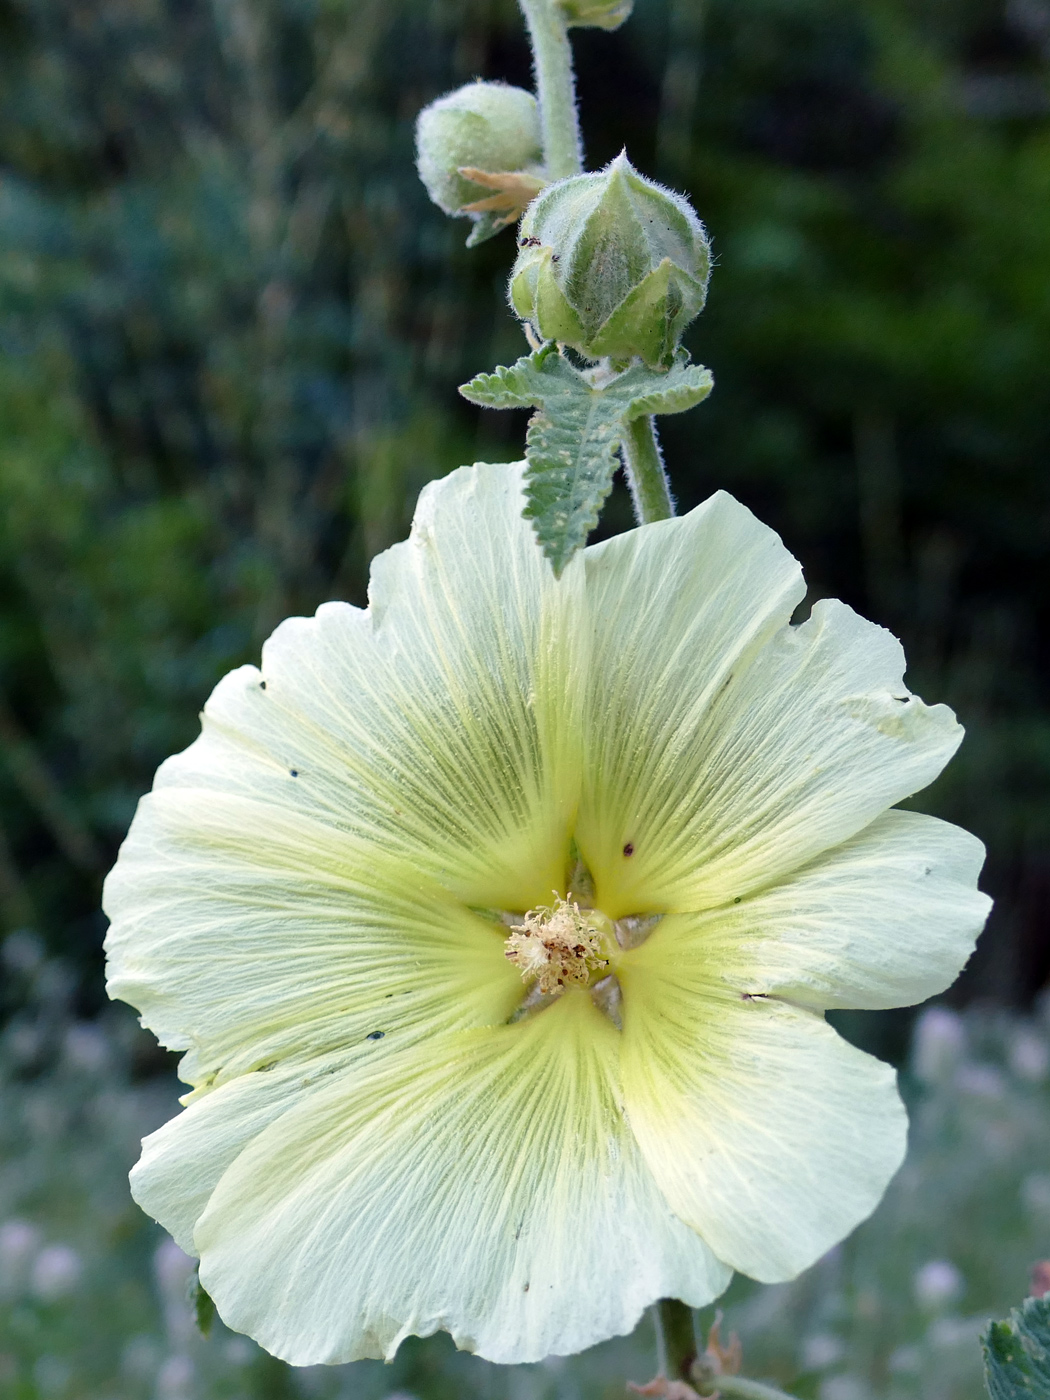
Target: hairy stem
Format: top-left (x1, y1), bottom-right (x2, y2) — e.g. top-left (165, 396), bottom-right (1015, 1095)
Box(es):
top-left (517, 0), bottom-right (583, 179)
top-left (655, 1298), bottom-right (696, 1379)
top-left (623, 415), bottom-right (675, 523)
top-left (697, 1377), bottom-right (799, 1400)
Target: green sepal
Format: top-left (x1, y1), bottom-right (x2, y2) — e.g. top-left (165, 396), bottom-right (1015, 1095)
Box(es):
top-left (508, 154), bottom-right (711, 365)
top-left (465, 212), bottom-right (509, 248)
top-left (193, 1274), bottom-right (218, 1337)
top-left (590, 258), bottom-right (707, 368)
top-left (558, 0), bottom-right (633, 29)
top-left (460, 346), bottom-right (713, 573)
top-left (983, 1293), bottom-right (1050, 1400)
top-left (534, 252), bottom-right (589, 346)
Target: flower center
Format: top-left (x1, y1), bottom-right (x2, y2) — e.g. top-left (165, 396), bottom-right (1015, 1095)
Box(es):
top-left (504, 896), bottom-right (613, 996)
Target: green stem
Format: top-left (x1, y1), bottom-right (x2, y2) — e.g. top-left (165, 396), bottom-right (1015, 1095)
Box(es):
top-left (650, 1304), bottom-right (670, 1378)
top-left (622, 415), bottom-right (675, 523)
top-left (654, 1298), bottom-right (696, 1379)
top-left (696, 1377), bottom-right (798, 1400)
top-left (517, 0), bottom-right (583, 179)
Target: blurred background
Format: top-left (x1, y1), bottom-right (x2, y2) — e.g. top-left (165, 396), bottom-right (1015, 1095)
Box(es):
top-left (0, 0), bottom-right (1048, 1395)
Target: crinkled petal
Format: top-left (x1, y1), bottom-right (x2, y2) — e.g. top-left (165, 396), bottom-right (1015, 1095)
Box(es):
top-left (105, 792), bottom-right (519, 1089)
top-left (107, 462), bottom-right (584, 921)
top-left (193, 992), bottom-right (730, 1366)
top-left (578, 492), bottom-right (804, 916)
top-left (580, 498), bottom-right (960, 914)
top-left (675, 809), bottom-right (990, 1011)
top-left (131, 1062), bottom-right (321, 1255)
top-left (103, 462), bottom-right (581, 1088)
top-left (617, 931), bottom-right (907, 1282)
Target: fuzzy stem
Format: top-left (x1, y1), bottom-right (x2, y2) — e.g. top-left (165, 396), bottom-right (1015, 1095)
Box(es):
top-left (517, 0), bottom-right (584, 179)
top-left (696, 1377), bottom-right (799, 1400)
top-left (655, 1298), bottom-right (696, 1379)
top-left (623, 415), bottom-right (675, 523)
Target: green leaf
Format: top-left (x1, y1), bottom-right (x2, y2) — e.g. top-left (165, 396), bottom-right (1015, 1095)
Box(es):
top-left (521, 368), bottom-right (625, 575)
top-left (459, 347), bottom-right (713, 573)
top-left (615, 354), bottom-right (715, 419)
top-left (459, 343), bottom-right (560, 409)
top-left (983, 1294), bottom-right (1050, 1400)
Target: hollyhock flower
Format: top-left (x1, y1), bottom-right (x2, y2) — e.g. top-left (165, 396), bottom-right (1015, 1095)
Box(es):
top-left (103, 462), bottom-right (989, 1367)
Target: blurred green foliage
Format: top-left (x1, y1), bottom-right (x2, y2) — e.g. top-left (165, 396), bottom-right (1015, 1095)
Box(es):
top-left (0, 0), bottom-right (1045, 1007)
top-left (3, 931), bottom-right (1049, 1399)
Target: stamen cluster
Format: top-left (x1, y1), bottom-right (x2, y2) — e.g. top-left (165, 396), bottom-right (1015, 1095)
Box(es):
top-left (505, 895), bottom-right (609, 994)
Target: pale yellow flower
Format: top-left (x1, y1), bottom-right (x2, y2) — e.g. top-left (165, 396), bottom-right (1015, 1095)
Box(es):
top-left (103, 463), bottom-right (989, 1367)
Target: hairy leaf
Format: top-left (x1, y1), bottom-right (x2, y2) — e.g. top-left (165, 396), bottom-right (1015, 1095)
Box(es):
top-left (983, 1294), bottom-right (1050, 1400)
top-left (460, 347), bottom-right (713, 572)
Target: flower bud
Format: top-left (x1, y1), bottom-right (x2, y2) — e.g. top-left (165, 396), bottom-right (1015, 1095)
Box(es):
top-left (558, 0), bottom-right (633, 30)
top-left (415, 82), bottom-right (544, 223)
top-left (508, 153), bottom-right (710, 367)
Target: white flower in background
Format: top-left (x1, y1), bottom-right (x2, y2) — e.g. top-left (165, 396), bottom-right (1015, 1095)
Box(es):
top-left (913, 1259), bottom-right (964, 1310)
top-left (29, 1244), bottom-right (82, 1302)
top-left (912, 1005), bottom-right (967, 1085)
top-left (0, 1219), bottom-right (41, 1297)
top-left (1008, 1028), bottom-right (1049, 1082)
top-left (103, 463), bottom-right (990, 1367)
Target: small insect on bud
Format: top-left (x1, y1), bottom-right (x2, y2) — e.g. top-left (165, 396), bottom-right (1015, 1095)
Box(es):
top-left (415, 82), bottom-right (546, 243)
top-left (557, 0), bottom-right (634, 30)
top-left (508, 152), bottom-right (711, 368)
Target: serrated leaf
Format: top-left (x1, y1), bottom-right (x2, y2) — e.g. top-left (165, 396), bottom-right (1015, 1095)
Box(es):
top-left (459, 347), bottom-right (714, 572)
top-left (459, 344), bottom-right (558, 409)
top-left (620, 354), bottom-right (715, 418)
top-left (521, 374), bottom-right (625, 575)
top-left (983, 1294), bottom-right (1050, 1400)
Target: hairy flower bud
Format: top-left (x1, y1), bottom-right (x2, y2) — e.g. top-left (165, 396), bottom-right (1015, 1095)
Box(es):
top-left (415, 82), bottom-right (544, 234)
top-left (558, 0), bottom-right (633, 30)
top-left (509, 153), bottom-right (711, 367)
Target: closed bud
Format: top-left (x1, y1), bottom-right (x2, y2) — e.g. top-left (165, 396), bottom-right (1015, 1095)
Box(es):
top-left (558, 0), bottom-right (633, 30)
top-left (508, 153), bottom-right (710, 367)
top-left (415, 82), bottom-right (544, 237)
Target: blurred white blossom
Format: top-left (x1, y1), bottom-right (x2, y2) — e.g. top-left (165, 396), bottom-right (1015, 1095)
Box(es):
top-left (29, 1244), bottom-right (82, 1301)
top-left (913, 1259), bottom-right (964, 1310)
top-left (913, 1007), bottom-right (966, 1085)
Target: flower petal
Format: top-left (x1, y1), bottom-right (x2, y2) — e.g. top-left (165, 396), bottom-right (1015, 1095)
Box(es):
top-left (108, 461), bottom-right (583, 920)
top-left (193, 992), bottom-right (730, 1366)
top-left (131, 1063), bottom-right (318, 1255)
top-left (579, 498), bottom-right (960, 914)
top-left (675, 810), bottom-right (990, 1011)
top-left (104, 461), bottom-right (584, 1088)
top-left (105, 789), bottom-right (521, 1090)
top-left (577, 492), bottom-right (802, 916)
top-left (618, 933), bottom-right (907, 1282)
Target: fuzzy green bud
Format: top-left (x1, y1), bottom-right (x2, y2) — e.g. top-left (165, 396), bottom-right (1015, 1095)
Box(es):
top-left (558, 0), bottom-right (633, 30)
top-left (415, 82), bottom-right (544, 223)
top-left (508, 153), bottom-right (711, 368)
